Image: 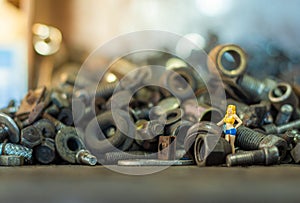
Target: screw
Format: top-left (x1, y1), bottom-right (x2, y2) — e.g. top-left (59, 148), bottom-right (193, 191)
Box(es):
top-left (226, 146), bottom-right (280, 166)
top-left (275, 104), bottom-right (293, 125)
top-left (0, 143), bottom-right (32, 162)
top-left (263, 119), bottom-right (300, 134)
top-left (0, 112), bottom-right (20, 143)
top-left (236, 126), bottom-right (287, 159)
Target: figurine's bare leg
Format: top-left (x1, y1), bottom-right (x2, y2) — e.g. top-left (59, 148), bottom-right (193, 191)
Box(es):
top-left (225, 134), bottom-right (230, 142)
top-left (230, 135), bottom-right (236, 154)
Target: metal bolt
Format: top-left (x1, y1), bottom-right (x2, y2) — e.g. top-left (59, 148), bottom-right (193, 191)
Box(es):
top-left (226, 146), bottom-right (280, 166)
top-left (184, 122), bottom-right (228, 165)
top-left (152, 97), bottom-right (181, 117)
top-left (33, 118), bottom-right (56, 138)
top-left (182, 99), bottom-right (223, 123)
top-left (20, 125), bottom-right (42, 148)
top-left (0, 143), bottom-right (32, 162)
top-left (101, 151), bottom-right (157, 165)
top-left (290, 143), bottom-right (300, 163)
top-left (275, 104), bottom-right (293, 125)
top-left (160, 67), bottom-right (197, 100)
top-left (43, 113), bottom-right (66, 131)
top-left (262, 119), bottom-right (300, 134)
top-left (236, 126), bottom-right (287, 159)
top-left (44, 104), bottom-right (60, 116)
top-left (118, 159), bottom-right (194, 166)
top-left (119, 67), bottom-right (152, 92)
top-left (0, 112), bottom-right (20, 143)
top-left (76, 150), bottom-right (97, 166)
top-left (207, 44), bottom-right (277, 103)
top-left (237, 75), bottom-right (277, 102)
top-left (50, 90), bottom-right (70, 109)
top-left (34, 138), bottom-right (56, 164)
top-left (55, 126), bottom-right (96, 165)
top-left (269, 82), bottom-right (300, 119)
top-left (84, 110), bottom-right (131, 156)
top-left (57, 108), bottom-right (73, 126)
top-left (186, 122), bottom-right (232, 166)
top-left (75, 82), bottom-right (118, 104)
top-left (135, 119), bottom-right (163, 151)
top-left (166, 120), bottom-right (194, 149)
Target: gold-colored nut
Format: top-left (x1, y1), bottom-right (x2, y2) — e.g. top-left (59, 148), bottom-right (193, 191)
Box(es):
top-left (207, 44), bottom-right (247, 78)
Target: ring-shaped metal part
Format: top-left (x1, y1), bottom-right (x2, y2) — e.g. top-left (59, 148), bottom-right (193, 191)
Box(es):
top-left (208, 44), bottom-right (247, 78)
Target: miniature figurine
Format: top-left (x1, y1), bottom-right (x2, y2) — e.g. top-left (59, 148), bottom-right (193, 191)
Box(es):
top-left (217, 105), bottom-right (242, 154)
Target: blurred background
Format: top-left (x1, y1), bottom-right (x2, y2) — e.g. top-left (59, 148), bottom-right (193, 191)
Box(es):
top-left (0, 0), bottom-right (300, 107)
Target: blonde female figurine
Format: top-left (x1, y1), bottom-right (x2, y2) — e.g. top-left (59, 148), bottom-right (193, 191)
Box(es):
top-left (217, 105), bottom-right (243, 154)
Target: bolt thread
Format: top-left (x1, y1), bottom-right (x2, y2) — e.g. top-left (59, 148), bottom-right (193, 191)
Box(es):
top-left (227, 147), bottom-right (279, 166)
top-left (79, 154), bottom-right (97, 166)
top-left (277, 119), bottom-right (300, 134)
top-left (262, 124), bottom-right (278, 134)
top-left (227, 152), bottom-right (256, 166)
top-left (238, 74), bottom-right (263, 101)
top-left (0, 143), bottom-right (32, 161)
top-left (95, 83), bottom-right (117, 99)
top-left (236, 126), bottom-right (265, 150)
top-left (104, 151), bottom-right (157, 164)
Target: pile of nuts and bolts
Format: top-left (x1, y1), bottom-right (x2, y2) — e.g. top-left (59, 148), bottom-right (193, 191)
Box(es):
top-left (0, 43), bottom-right (300, 168)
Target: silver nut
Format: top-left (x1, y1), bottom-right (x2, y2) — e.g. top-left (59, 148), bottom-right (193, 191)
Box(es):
top-left (0, 155), bottom-right (24, 166)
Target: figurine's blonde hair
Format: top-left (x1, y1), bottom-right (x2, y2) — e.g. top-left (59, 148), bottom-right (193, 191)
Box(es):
top-left (226, 105), bottom-right (236, 114)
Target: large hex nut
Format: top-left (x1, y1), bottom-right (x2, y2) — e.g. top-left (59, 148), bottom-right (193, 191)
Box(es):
top-left (291, 143), bottom-right (300, 163)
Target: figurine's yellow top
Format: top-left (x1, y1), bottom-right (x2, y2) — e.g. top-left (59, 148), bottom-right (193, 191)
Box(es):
top-left (223, 105), bottom-right (236, 124)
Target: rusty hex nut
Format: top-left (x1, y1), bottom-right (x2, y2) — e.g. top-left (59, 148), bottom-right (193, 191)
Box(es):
top-left (291, 143), bottom-right (300, 163)
top-left (21, 125), bottom-right (42, 148)
top-left (184, 122), bottom-right (223, 161)
top-left (194, 135), bottom-right (231, 166)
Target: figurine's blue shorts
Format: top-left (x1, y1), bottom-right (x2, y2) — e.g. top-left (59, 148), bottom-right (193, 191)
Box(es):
top-left (224, 128), bottom-right (237, 136)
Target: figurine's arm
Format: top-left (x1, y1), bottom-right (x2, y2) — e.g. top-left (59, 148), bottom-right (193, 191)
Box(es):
top-left (217, 119), bottom-right (224, 126)
top-left (234, 114), bottom-right (243, 129)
